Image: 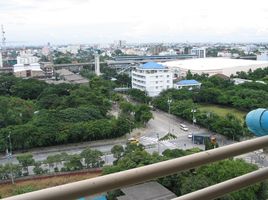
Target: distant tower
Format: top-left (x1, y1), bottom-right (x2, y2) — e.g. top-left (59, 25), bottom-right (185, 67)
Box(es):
top-left (1, 25), bottom-right (6, 68)
top-left (94, 54), bottom-right (100, 76)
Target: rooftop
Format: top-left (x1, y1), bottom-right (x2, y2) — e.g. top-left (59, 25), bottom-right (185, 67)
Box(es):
top-left (13, 63), bottom-right (43, 73)
top-left (176, 79), bottom-right (201, 85)
top-left (140, 62), bottom-right (165, 69)
top-left (164, 58), bottom-right (268, 71)
top-left (117, 181), bottom-right (177, 200)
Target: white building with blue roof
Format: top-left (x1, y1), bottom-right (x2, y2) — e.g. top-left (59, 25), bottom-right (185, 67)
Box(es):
top-left (174, 79), bottom-right (201, 90)
top-left (132, 62), bottom-right (173, 97)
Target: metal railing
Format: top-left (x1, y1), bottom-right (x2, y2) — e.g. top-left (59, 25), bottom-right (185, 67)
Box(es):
top-left (4, 136), bottom-right (268, 200)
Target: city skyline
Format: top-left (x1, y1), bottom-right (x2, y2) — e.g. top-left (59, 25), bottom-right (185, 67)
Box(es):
top-left (1, 0), bottom-right (268, 45)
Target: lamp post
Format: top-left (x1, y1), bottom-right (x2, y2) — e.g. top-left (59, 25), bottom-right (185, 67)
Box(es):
top-left (157, 133), bottom-right (160, 154)
top-left (7, 134), bottom-right (14, 184)
top-left (191, 109), bottom-right (197, 126)
top-left (167, 97), bottom-right (172, 134)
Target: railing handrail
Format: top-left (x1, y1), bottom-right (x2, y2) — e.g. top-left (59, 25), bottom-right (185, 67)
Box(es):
top-left (173, 167), bottom-right (268, 200)
top-left (4, 136), bottom-right (268, 200)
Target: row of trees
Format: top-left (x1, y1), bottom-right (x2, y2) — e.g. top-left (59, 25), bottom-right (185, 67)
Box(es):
top-left (232, 67), bottom-right (268, 81)
top-left (0, 147), bottom-right (104, 180)
top-left (185, 73), bottom-right (268, 110)
top-left (104, 144), bottom-right (267, 200)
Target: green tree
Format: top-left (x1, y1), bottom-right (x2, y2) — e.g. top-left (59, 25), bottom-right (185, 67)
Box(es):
top-left (63, 154), bottom-right (83, 171)
top-left (33, 161), bottom-right (46, 175)
top-left (80, 148), bottom-right (103, 168)
top-left (111, 145), bottom-right (124, 162)
top-left (17, 153), bottom-right (35, 175)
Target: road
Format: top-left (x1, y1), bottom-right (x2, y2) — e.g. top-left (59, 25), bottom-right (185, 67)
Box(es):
top-left (1, 109), bottom-right (263, 173)
top-left (0, 109), bottom-right (207, 164)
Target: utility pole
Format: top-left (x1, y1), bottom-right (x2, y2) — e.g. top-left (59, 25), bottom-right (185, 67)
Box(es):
top-left (157, 133), bottom-right (160, 154)
top-left (167, 97), bottom-right (172, 134)
top-left (7, 134), bottom-right (14, 184)
top-left (191, 108), bottom-right (196, 126)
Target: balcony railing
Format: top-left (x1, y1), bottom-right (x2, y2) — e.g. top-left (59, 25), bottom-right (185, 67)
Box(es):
top-left (4, 136), bottom-right (268, 200)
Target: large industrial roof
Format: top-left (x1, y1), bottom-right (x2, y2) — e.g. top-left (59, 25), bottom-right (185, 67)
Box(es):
top-left (140, 62), bottom-right (165, 69)
top-left (164, 58), bottom-right (268, 71)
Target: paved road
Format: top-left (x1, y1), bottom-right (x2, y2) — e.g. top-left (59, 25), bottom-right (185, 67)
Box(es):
top-left (0, 109), bottom-right (209, 165)
top-left (1, 109), bottom-right (258, 171)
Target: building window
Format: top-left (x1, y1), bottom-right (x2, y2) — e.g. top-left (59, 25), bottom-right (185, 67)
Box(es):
top-left (156, 81), bottom-right (158, 84)
top-left (167, 80), bottom-right (170, 83)
top-left (156, 76), bottom-right (158, 78)
top-left (167, 85), bottom-right (169, 88)
top-left (167, 75), bottom-right (169, 78)
top-left (156, 86), bottom-right (158, 89)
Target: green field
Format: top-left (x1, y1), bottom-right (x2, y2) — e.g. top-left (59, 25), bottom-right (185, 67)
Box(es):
top-left (198, 104), bottom-right (247, 121)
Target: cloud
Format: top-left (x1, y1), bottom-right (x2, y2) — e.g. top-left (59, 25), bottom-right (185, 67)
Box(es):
top-left (1, 0), bottom-right (268, 44)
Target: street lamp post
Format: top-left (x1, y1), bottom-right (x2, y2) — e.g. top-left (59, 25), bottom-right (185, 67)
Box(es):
top-left (167, 97), bottom-right (172, 134)
top-left (7, 134), bottom-right (14, 184)
top-left (191, 109), bottom-right (197, 126)
top-left (157, 133), bottom-right (160, 154)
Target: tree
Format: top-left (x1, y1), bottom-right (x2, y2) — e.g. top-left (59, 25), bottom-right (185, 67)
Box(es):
top-left (134, 104), bottom-right (153, 124)
top-left (63, 154), bottom-right (83, 171)
top-left (33, 161), bottom-right (46, 175)
top-left (111, 145), bottom-right (124, 162)
top-left (80, 148), bottom-right (103, 168)
top-left (17, 153), bottom-right (35, 175)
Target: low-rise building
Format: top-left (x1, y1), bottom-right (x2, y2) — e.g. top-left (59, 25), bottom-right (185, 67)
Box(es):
top-left (132, 62), bottom-right (173, 97)
top-left (232, 78), bottom-right (253, 85)
top-left (13, 63), bottom-right (44, 78)
top-left (174, 79), bottom-right (201, 90)
top-left (55, 69), bottom-right (89, 84)
top-left (17, 55), bottom-right (39, 65)
top-left (117, 181), bottom-right (177, 200)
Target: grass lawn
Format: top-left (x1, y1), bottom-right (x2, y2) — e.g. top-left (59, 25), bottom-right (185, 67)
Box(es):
top-left (0, 171), bottom-right (101, 198)
top-left (198, 104), bottom-right (247, 121)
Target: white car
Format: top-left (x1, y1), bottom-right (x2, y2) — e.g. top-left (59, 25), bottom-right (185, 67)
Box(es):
top-left (180, 124), bottom-right (189, 131)
top-left (188, 134), bottom-right (193, 139)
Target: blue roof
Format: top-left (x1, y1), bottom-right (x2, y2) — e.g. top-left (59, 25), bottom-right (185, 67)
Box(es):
top-left (176, 80), bottom-right (201, 85)
top-left (93, 196), bottom-right (107, 200)
top-left (140, 62), bottom-right (165, 69)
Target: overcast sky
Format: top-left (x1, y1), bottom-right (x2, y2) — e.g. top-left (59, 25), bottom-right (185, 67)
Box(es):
top-left (1, 0), bottom-right (268, 45)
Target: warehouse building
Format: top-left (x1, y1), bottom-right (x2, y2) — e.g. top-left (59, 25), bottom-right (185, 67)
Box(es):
top-left (164, 58), bottom-right (268, 77)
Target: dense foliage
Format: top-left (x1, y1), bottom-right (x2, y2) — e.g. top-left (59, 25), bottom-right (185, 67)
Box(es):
top-left (104, 145), bottom-right (267, 200)
top-left (153, 72), bottom-right (268, 139)
top-left (233, 67), bottom-right (268, 81)
top-left (0, 75), bottom-right (150, 152)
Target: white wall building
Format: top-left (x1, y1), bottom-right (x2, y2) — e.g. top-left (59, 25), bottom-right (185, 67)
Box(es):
top-left (17, 55), bottom-right (39, 65)
top-left (191, 47), bottom-right (206, 58)
top-left (13, 63), bottom-right (44, 78)
top-left (164, 58), bottom-right (268, 77)
top-left (132, 62), bottom-right (173, 97)
top-left (257, 52), bottom-right (268, 61)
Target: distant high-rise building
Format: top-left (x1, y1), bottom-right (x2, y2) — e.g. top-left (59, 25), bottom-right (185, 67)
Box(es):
top-left (191, 47), bottom-right (206, 58)
top-left (150, 45), bottom-right (167, 55)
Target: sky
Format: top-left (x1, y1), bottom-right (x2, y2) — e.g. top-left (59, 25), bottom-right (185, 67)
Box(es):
top-left (1, 0), bottom-right (268, 45)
